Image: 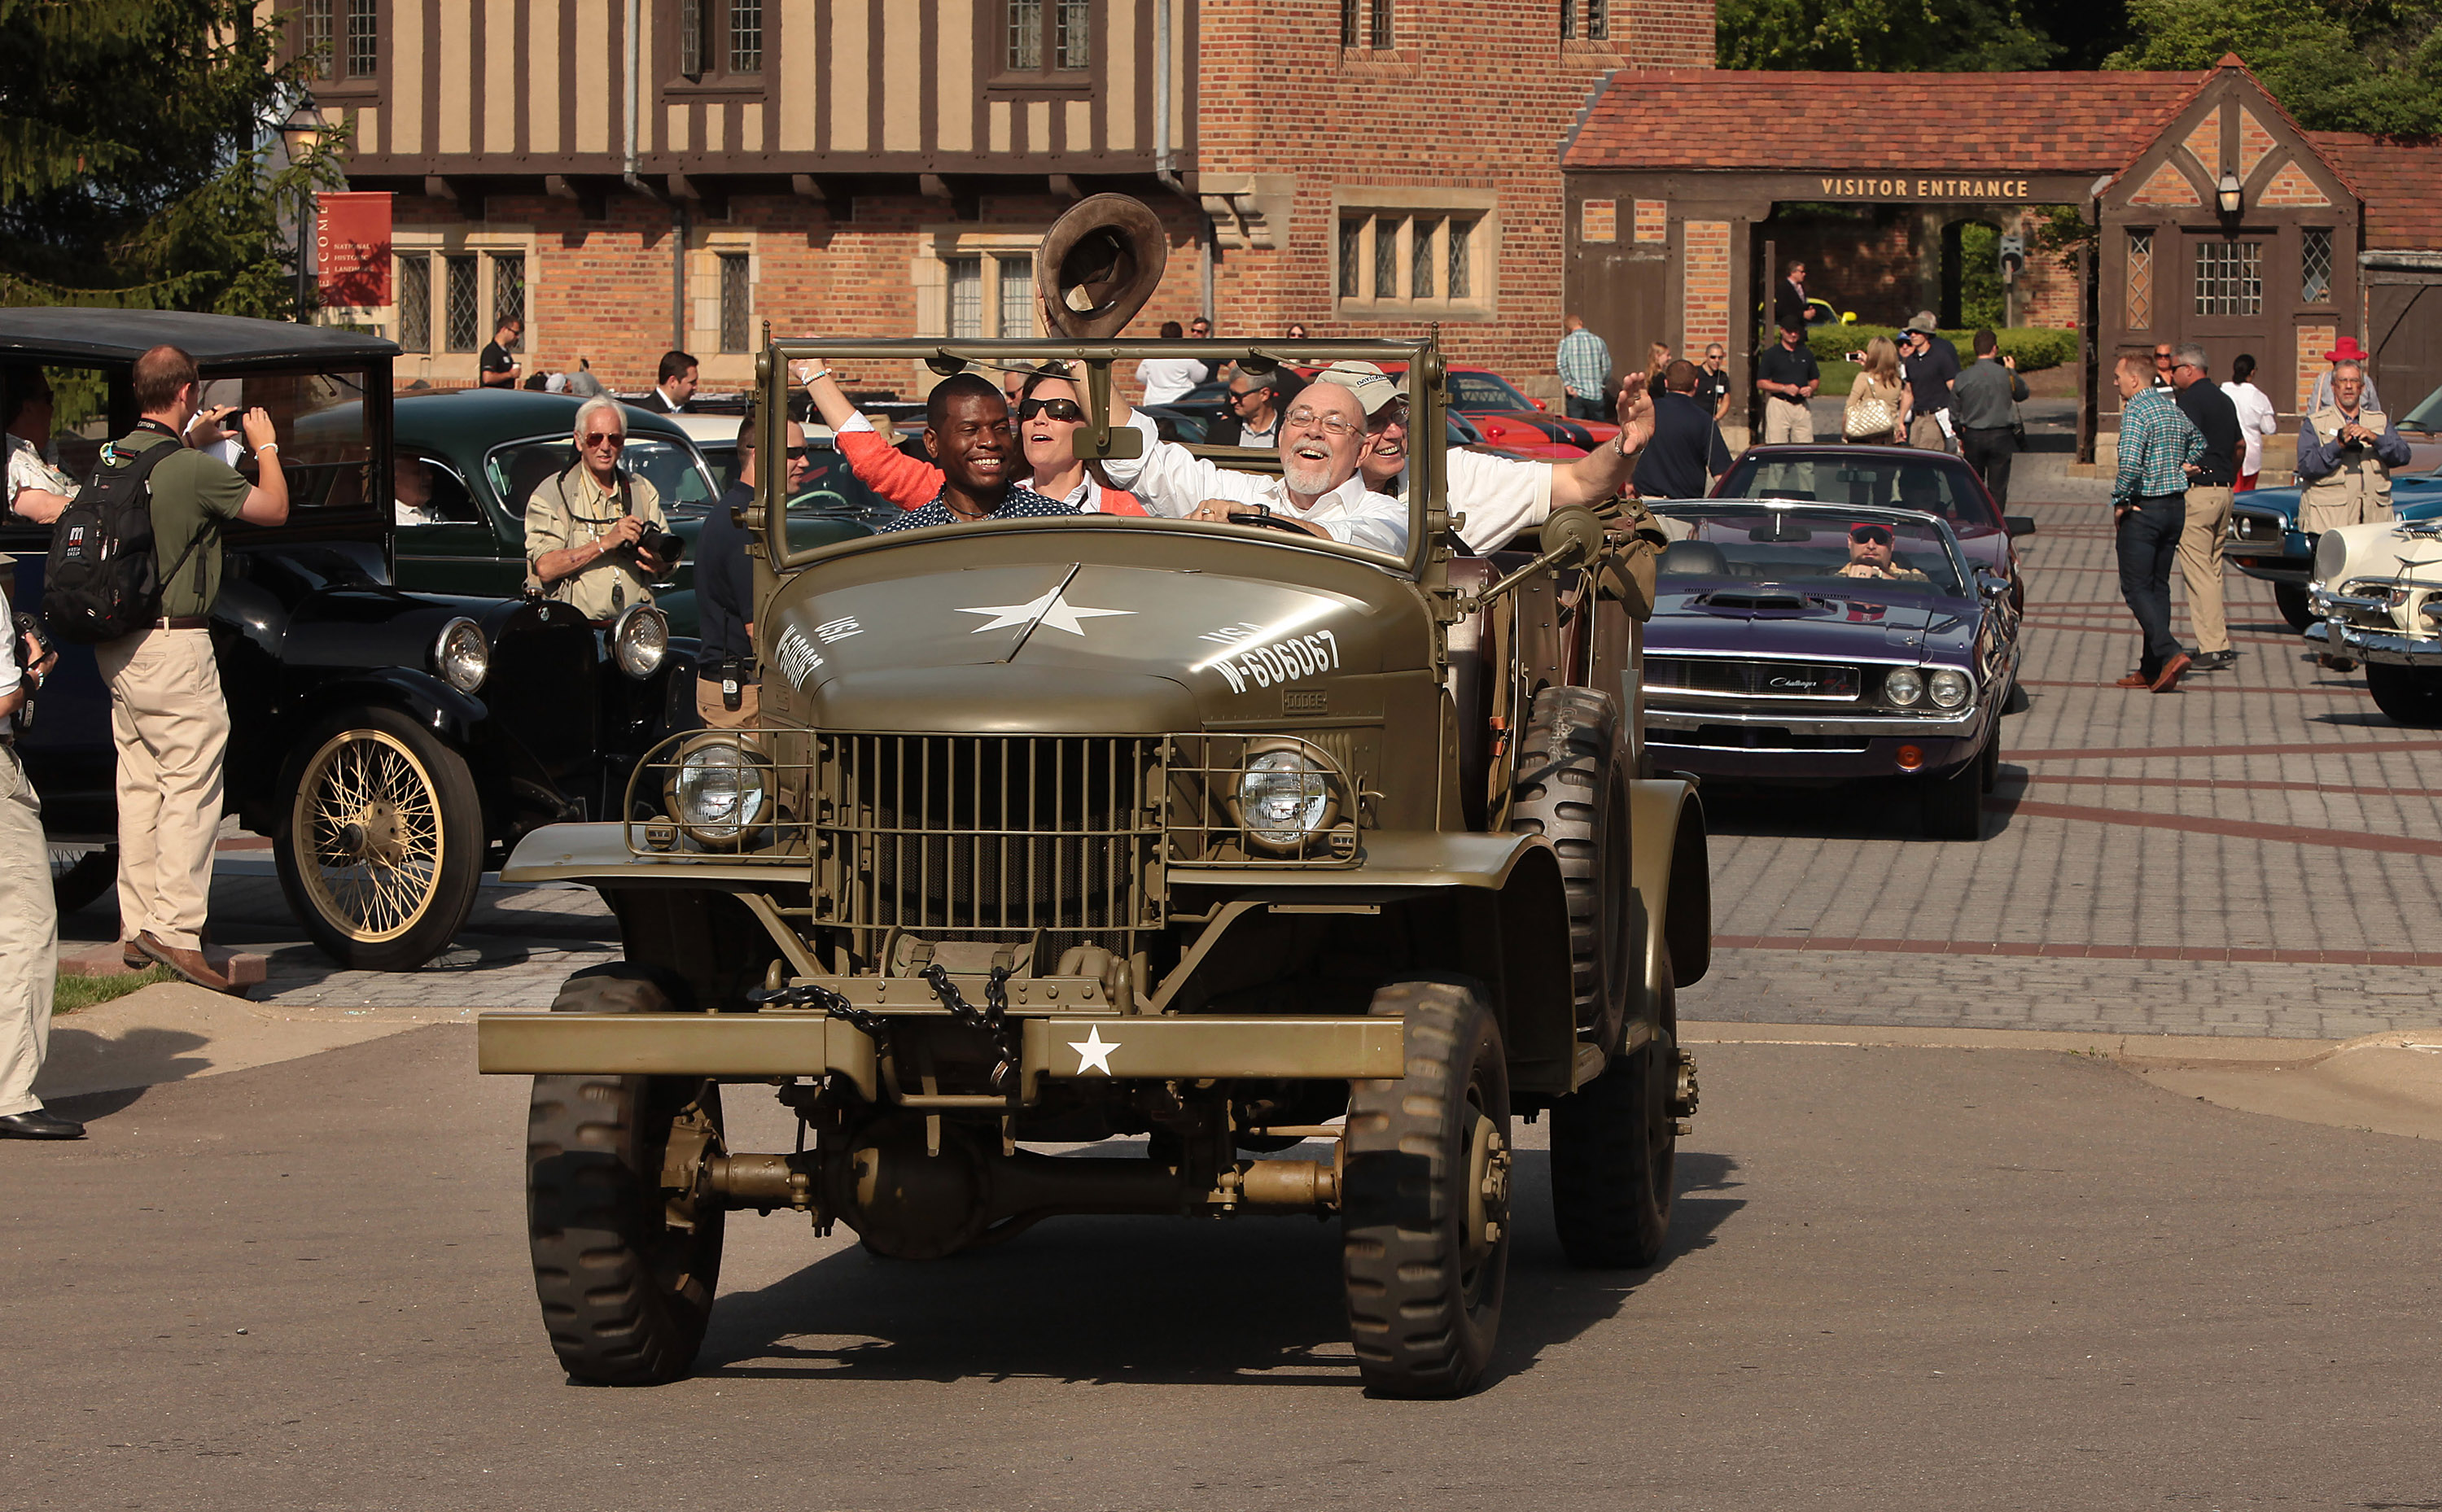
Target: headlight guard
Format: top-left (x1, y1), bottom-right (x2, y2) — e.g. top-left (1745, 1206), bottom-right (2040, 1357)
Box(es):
top-left (661, 734), bottom-right (774, 849)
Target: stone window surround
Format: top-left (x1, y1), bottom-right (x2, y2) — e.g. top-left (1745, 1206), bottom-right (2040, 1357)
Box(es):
top-left (384, 229), bottom-right (541, 384)
top-left (910, 227), bottom-right (1047, 391)
top-left (1330, 187), bottom-right (1501, 323)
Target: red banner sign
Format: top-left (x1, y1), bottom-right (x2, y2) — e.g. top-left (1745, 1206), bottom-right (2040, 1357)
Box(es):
top-left (317, 191), bottom-right (393, 308)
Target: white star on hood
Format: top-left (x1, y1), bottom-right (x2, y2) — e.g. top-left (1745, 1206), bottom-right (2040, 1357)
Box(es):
top-left (958, 586), bottom-right (1135, 636)
top-left (1069, 1025), bottom-right (1118, 1075)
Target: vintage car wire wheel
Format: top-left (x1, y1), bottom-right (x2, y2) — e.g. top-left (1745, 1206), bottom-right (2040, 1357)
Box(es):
top-left (1342, 977), bottom-right (1511, 1399)
top-left (526, 964), bottom-right (725, 1386)
top-left (1548, 955), bottom-right (1680, 1269)
top-left (2365, 662), bottom-right (2442, 728)
top-left (1508, 685), bottom-right (1629, 1054)
top-left (2274, 582), bottom-right (2316, 633)
top-left (274, 707), bottom-right (483, 971)
top-left (48, 844), bottom-right (118, 914)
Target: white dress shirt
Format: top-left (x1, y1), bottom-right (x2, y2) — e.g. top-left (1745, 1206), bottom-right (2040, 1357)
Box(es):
top-left (1101, 409), bottom-right (1409, 553)
top-left (1381, 447), bottom-right (1557, 553)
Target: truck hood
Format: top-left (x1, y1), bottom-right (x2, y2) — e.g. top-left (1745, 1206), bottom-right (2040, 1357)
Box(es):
top-left (768, 552), bottom-right (1405, 730)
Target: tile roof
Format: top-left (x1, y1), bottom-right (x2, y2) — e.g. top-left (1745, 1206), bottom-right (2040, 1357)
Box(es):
top-left (2304, 132), bottom-right (2442, 248)
top-left (1562, 68), bottom-right (2210, 173)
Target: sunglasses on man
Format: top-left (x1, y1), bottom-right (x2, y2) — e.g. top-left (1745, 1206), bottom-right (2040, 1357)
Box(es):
top-left (1849, 523), bottom-right (1893, 545)
top-left (1015, 396), bottom-right (1085, 423)
top-left (582, 431), bottom-right (624, 449)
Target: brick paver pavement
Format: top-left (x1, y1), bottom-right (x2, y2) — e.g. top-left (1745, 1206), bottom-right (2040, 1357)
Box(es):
top-left (59, 492), bottom-right (2438, 1039)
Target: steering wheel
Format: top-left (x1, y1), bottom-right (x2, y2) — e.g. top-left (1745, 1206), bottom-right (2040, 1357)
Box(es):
top-left (1227, 509), bottom-right (1314, 535)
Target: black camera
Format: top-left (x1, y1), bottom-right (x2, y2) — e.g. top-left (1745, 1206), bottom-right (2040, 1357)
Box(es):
top-left (9, 611), bottom-right (53, 732)
top-left (639, 527), bottom-right (685, 564)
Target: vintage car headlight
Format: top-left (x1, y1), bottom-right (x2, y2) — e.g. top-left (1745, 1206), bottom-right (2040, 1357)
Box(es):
top-left (610, 602), bottom-right (670, 680)
top-left (1883, 667), bottom-right (1924, 707)
top-left (430, 616), bottom-right (488, 693)
top-left (664, 737), bottom-right (771, 847)
top-left (2313, 529), bottom-right (2349, 584)
top-left (1928, 668), bottom-right (1972, 710)
top-left (1235, 748), bottom-right (1334, 850)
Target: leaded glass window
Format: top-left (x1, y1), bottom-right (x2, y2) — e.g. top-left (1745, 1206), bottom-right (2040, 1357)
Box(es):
top-left (2302, 229), bottom-right (2333, 305)
top-left (2125, 230), bottom-right (2153, 329)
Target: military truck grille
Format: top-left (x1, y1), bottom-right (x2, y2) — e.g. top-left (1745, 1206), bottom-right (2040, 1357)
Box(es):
top-left (816, 733), bottom-right (1166, 940)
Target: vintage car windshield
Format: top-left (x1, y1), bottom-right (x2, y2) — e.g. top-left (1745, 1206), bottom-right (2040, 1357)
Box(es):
top-left (484, 437), bottom-right (719, 519)
top-left (2400, 382), bottom-right (2442, 433)
top-left (1715, 453), bottom-right (2000, 530)
top-left (1650, 503), bottom-right (1967, 596)
top-left (204, 368), bottom-right (374, 512)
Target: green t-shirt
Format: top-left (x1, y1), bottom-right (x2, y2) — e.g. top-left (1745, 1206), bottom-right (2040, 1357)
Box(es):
top-left (119, 431), bottom-right (251, 618)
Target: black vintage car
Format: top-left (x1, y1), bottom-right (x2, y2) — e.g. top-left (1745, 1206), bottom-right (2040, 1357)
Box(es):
top-left (1, 310), bottom-right (690, 970)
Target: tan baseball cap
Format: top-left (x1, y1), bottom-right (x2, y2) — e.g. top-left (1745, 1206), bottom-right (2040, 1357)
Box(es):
top-left (1310, 360), bottom-right (1401, 416)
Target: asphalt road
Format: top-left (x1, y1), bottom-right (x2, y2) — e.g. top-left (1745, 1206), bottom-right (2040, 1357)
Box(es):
top-left (8, 1025), bottom-right (2440, 1511)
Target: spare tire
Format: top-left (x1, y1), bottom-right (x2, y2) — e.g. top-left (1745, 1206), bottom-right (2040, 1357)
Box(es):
top-left (1507, 685), bottom-right (1629, 1054)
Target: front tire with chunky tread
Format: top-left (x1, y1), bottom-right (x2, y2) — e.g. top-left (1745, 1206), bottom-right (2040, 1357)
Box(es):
top-left (1548, 959), bottom-right (1679, 1268)
top-left (1508, 684), bottom-right (1629, 1051)
top-left (525, 964), bottom-right (725, 1386)
top-left (1341, 978), bottom-right (1512, 1399)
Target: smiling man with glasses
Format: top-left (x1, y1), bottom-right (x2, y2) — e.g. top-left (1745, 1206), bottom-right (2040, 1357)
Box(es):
top-left (1101, 376), bottom-right (1406, 550)
top-left (524, 395), bottom-right (675, 621)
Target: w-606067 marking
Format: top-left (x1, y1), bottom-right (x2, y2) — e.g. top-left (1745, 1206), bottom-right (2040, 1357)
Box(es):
top-left (1211, 630), bottom-right (1340, 694)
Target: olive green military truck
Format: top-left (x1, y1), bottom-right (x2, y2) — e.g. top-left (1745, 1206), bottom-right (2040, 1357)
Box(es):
top-left (476, 331), bottom-right (1710, 1399)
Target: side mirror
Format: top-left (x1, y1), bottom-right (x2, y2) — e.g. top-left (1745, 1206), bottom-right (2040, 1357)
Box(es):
top-left (1538, 505), bottom-right (1606, 568)
top-left (1977, 571), bottom-right (2011, 601)
top-left (1532, 398), bottom-right (1548, 411)
top-left (2005, 514), bottom-right (2037, 538)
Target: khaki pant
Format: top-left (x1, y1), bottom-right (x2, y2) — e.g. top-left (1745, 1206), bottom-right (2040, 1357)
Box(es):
top-left (694, 675), bottom-right (761, 731)
top-left (1909, 413), bottom-right (1954, 453)
top-left (95, 627), bottom-right (226, 953)
top-left (2177, 485), bottom-right (2234, 655)
top-left (1763, 395), bottom-right (1814, 444)
top-left (0, 744), bottom-right (58, 1117)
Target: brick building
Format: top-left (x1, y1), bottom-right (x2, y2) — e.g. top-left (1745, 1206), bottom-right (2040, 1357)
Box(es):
top-left (308, 0), bottom-right (1712, 400)
top-left (1561, 56), bottom-right (2442, 452)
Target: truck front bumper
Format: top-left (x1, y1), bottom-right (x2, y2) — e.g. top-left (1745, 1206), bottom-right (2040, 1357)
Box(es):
top-left (476, 1010), bottom-right (1407, 1103)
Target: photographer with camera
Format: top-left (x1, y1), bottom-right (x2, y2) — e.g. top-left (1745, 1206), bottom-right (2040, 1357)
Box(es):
top-left (526, 396), bottom-right (679, 621)
top-left (0, 558), bottom-right (75, 1138)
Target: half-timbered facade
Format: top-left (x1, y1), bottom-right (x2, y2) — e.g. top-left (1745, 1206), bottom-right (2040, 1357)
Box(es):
top-left (303, 0), bottom-right (1713, 395)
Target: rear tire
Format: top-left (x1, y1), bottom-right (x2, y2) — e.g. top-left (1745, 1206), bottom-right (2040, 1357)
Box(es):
top-left (1341, 978), bottom-right (1512, 1399)
top-left (1508, 685), bottom-right (1629, 1053)
top-left (2274, 581), bottom-right (2315, 633)
top-left (1549, 957), bottom-right (1681, 1269)
top-left (2367, 662), bottom-right (2442, 727)
top-left (49, 845), bottom-right (117, 914)
top-left (1920, 757), bottom-right (1985, 840)
top-left (526, 964), bottom-right (725, 1386)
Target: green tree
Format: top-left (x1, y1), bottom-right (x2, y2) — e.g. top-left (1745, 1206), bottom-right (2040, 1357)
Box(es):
top-left (2107, 0), bottom-right (2442, 135)
top-left (0, 0), bottom-right (344, 314)
top-left (1717, 0), bottom-right (2063, 70)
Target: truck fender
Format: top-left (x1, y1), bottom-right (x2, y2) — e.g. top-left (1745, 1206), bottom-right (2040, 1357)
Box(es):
top-left (1629, 777), bottom-right (1711, 992)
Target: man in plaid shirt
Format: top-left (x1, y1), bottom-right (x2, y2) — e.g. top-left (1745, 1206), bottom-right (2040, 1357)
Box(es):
top-left (2112, 352), bottom-right (2206, 692)
top-left (1557, 316), bottom-right (1613, 422)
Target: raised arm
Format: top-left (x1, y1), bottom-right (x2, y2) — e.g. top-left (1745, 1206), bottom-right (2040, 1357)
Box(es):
top-left (1548, 381), bottom-right (1656, 509)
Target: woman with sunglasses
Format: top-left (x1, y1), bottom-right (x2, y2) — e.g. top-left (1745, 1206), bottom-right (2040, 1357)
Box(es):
top-left (794, 360), bottom-right (1144, 515)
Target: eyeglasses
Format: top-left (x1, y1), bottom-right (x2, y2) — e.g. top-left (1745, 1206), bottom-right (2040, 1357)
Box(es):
top-left (581, 432), bottom-right (624, 448)
top-left (1015, 396), bottom-right (1084, 422)
top-left (784, 447), bottom-right (808, 460)
top-left (1849, 524), bottom-right (1893, 545)
top-left (1285, 406), bottom-right (1361, 437)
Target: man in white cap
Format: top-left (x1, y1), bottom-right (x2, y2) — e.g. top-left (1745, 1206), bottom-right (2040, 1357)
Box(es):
top-left (1099, 372), bottom-right (1409, 550)
top-left (1325, 360), bottom-right (1656, 553)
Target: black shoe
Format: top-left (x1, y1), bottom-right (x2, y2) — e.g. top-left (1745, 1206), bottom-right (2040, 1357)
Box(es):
top-left (0, 1109), bottom-right (85, 1140)
top-left (2193, 649), bottom-right (2240, 669)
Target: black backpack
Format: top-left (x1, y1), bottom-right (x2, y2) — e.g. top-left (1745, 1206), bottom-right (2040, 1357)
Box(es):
top-left (42, 435), bottom-right (214, 644)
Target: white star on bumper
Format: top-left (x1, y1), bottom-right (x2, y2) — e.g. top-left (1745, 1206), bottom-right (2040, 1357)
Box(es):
top-left (1069, 1025), bottom-right (1118, 1075)
top-left (958, 587), bottom-right (1135, 636)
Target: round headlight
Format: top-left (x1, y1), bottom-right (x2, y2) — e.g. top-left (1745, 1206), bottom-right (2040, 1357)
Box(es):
top-left (2313, 529), bottom-right (2348, 584)
top-left (1884, 667), bottom-right (1924, 706)
top-left (611, 602), bottom-right (669, 680)
top-left (1928, 668), bottom-right (1972, 709)
top-left (667, 740), bottom-right (769, 846)
top-left (1236, 749), bottom-right (1332, 849)
top-left (431, 616), bottom-right (488, 693)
